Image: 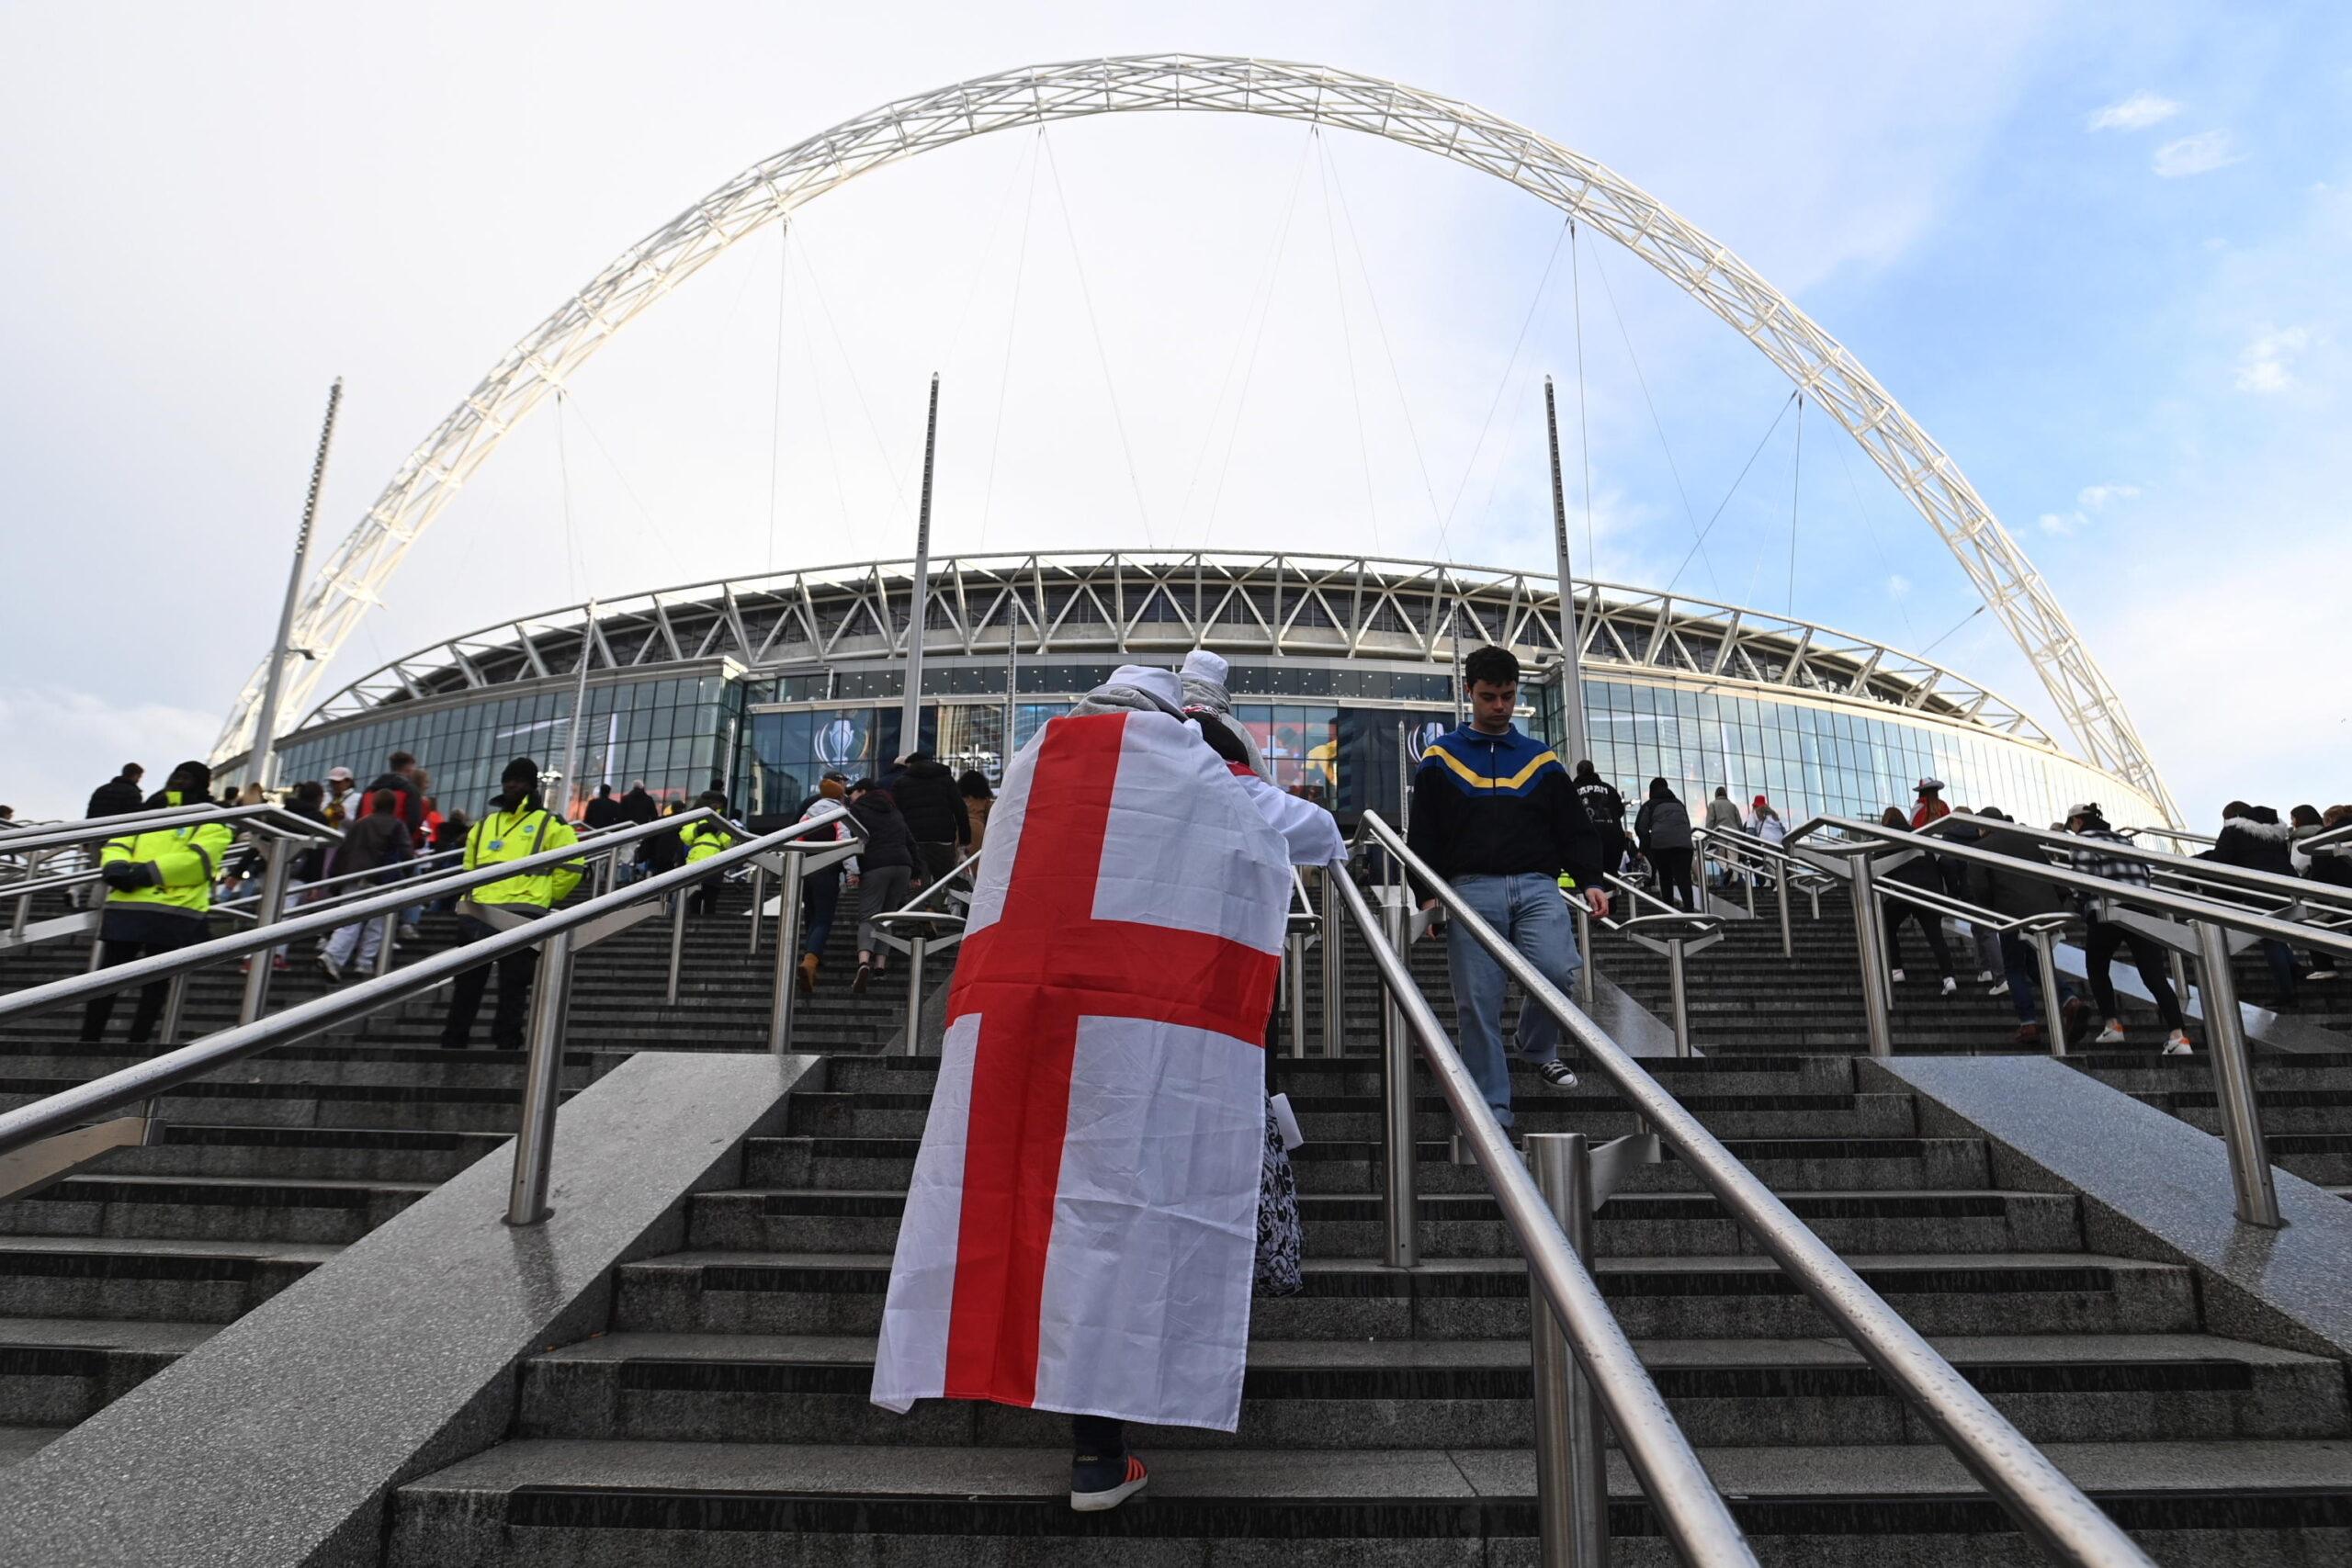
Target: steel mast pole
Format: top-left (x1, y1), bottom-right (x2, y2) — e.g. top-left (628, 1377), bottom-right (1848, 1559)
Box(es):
top-left (250, 378), bottom-right (343, 790)
top-left (553, 598), bottom-right (597, 823)
top-left (899, 374), bottom-right (941, 758)
top-left (1544, 376), bottom-right (1589, 768)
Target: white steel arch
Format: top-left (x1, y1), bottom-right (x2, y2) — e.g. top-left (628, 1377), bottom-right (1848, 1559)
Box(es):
top-left (216, 51), bottom-right (2177, 819)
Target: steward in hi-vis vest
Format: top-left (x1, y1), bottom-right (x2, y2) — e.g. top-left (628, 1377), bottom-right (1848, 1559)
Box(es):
top-left (79, 760), bottom-right (237, 1047)
top-left (439, 758), bottom-right (583, 1051)
top-left (679, 791), bottom-right (739, 918)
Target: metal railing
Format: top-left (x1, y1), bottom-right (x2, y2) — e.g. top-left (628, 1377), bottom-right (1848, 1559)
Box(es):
top-left (1586, 872), bottom-right (1725, 1055)
top-left (1355, 811), bottom-right (2154, 1568)
top-left (0, 807), bottom-right (852, 1224)
top-left (1693, 826), bottom-right (1836, 952)
top-left (745, 827), bottom-right (866, 1053)
top-left (1792, 814), bottom-right (2352, 1227)
top-left (867, 848), bottom-right (984, 1052)
top-left (1323, 853), bottom-right (1754, 1566)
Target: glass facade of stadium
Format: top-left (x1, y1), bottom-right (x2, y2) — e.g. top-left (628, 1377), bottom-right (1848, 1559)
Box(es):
top-left (266, 553), bottom-right (2162, 834)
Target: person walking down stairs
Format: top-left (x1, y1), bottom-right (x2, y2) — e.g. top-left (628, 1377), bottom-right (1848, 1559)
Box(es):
top-left (437, 759), bottom-right (583, 1052)
top-left (315, 792), bottom-right (413, 981)
top-left (1405, 644), bottom-right (1609, 1131)
top-left (2064, 803), bottom-right (2195, 1055)
top-left (679, 793), bottom-right (739, 919)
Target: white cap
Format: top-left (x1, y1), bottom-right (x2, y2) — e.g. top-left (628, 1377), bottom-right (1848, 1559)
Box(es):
top-left (325, 766), bottom-right (355, 783)
top-left (1106, 664), bottom-right (1184, 712)
top-left (1181, 649), bottom-right (1230, 686)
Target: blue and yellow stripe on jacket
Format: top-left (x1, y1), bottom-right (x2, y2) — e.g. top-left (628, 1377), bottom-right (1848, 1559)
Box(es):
top-left (1417, 727), bottom-right (1567, 796)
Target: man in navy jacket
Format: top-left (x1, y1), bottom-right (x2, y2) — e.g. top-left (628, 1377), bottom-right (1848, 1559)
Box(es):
top-left (1408, 644), bottom-right (1609, 1131)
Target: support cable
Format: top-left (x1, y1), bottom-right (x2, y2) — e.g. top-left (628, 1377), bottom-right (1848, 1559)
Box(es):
top-left (1322, 137), bottom-right (1442, 545)
top-left (1182, 126), bottom-right (1316, 549)
top-left (1442, 219), bottom-right (1569, 549)
top-left (1200, 130), bottom-right (1318, 548)
top-left (560, 393), bottom-right (689, 578)
top-left (1662, 390), bottom-right (1798, 596)
top-left (1570, 221), bottom-right (1596, 573)
top-left (792, 254), bottom-right (853, 540)
top-left (1786, 393), bottom-right (1804, 617)
top-left (1038, 130), bottom-right (1154, 547)
top-left (795, 228), bottom-right (914, 517)
top-left (976, 134), bottom-right (1044, 552)
top-left (1314, 131), bottom-right (1382, 552)
top-left (1919, 603), bottom-right (1987, 658)
top-left (1830, 432), bottom-right (1918, 643)
top-left (765, 220), bottom-right (789, 573)
top-left (941, 131), bottom-right (1043, 369)
top-left (1588, 243), bottom-right (1722, 596)
top-left (553, 390), bottom-right (583, 604)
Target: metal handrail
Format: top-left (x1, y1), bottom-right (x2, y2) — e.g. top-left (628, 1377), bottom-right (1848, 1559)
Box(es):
top-left (1919, 815), bottom-right (2352, 921)
top-left (1324, 859), bottom-right (1754, 1565)
top-left (0, 810), bottom-right (722, 1026)
top-left (0, 804), bottom-right (337, 859)
top-left (0, 807), bottom-right (853, 1224)
top-left (899, 848), bottom-right (983, 915)
top-left (214, 817), bottom-right (640, 916)
top-left (1360, 811), bottom-right (2154, 1567)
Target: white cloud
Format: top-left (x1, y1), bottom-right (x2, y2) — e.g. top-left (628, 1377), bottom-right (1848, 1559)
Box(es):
top-left (2076, 482), bottom-right (2141, 510)
top-left (2153, 130), bottom-right (2244, 178)
top-left (2087, 91), bottom-right (2181, 132)
top-left (2039, 511), bottom-right (2087, 536)
top-left (2234, 326), bottom-right (2310, 392)
top-left (0, 690), bottom-right (221, 821)
top-left (1886, 573), bottom-right (1912, 599)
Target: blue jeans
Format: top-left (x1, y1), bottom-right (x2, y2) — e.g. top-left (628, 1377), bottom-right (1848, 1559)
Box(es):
top-left (1443, 873), bottom-right (1583, 1129)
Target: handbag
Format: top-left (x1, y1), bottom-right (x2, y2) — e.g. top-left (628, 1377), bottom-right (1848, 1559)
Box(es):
top-left (1253, 1100), bottom-right (1304, 1298)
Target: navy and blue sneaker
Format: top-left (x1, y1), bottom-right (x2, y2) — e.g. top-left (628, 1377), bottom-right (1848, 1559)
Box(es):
top-left (1070, 1450), bottom-right (1148, 1513)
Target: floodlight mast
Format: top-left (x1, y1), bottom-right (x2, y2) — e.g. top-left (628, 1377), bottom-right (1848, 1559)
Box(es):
top-left (210, 54), bottom-right (2179, 822)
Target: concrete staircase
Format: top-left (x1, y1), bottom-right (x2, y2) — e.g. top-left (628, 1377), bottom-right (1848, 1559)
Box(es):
top-left (5, 873), bottom-right (2351, 1562)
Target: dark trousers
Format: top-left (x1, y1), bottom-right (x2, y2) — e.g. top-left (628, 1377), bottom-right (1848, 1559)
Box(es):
top-left (1071, 1412), bottom-right (1125, 1459)
top-left (1652, 848), bottom-right (1695, 912)
top-left (2259, 940), bottom-right (2298, 1004)
top-left (801, 872), bottom-right (842, 959)
top-left (1884, 902), bottom-right (1955, 979)
top-left (1997, 929), bottom-right (2079, 1024)
top-left (439, 917), bottom-right (542, 1049)
top-left (2085, 920), bottom-right (2186, 1032)
top-left (917, 840), bottom-right (961, 887)
top-left (1597, 826), bottom-right (1627, 878)
top-left (79, 908), bottom-right (208, 1044)
top-left (689, 870), bottom-right (721, 918)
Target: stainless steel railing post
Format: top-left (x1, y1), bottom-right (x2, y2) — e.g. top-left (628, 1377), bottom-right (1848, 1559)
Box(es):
top-left (372, 911), bottom-right (397, 977)
top-left (902, 933), bottom-right (930, 1057)
top-left (1284, 929), bottom-right (1310, 1059)
top-left (747, 863), bottom-right (766, 954)
top-left (2028, 926), bottom-right (2067, 1055)
top-left (1741, 857), bottom-right (1758, 917)
top-left (1379, 888), bottom-right (1418, 1269)
top-left (2167, 950), bottom-right (2192, 1019)
top-left (766, 852), bottom-right (806, 1056)
top-left (1573, 902), bottom-right (1594, 1007)
top-left (2194, 919), bottom-right (2281, 1227)
top-left (665, 891), bottom-right (686, 1006)
top-left (1319, 863), bottom-right (1346, 1058)
top-left (236, 840), bottom-right (293, 1026)
top-left (1849, 856), bottom-right (1895, 1058)
top-left (1774, 867), bottom-right (1794, 959)
top-left (505, 926), bottom-right (574, 1226)
top-left (1667, 939), bottom-right (1693, 1057)
top-left (1527, 1132), bottom-right (1610, 1568)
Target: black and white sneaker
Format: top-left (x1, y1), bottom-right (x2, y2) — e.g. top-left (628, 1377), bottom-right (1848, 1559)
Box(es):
top-left (316, 954), bottom-right (344, 984)
top-left (1071, 1452), bottom-right (1148, 1513)
top-left (1537, 1061), bottom-right (1577, 1089)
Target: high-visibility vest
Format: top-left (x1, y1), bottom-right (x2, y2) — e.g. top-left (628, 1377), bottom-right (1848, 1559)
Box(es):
top-left (679, 819), bottom-right (736, 865)
top-left (99, 791), bottom-right (234, 919)
top-left (463, 806), bottom-right (584, 912)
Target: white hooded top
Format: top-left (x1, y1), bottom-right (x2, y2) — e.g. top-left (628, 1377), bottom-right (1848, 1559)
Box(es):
top-left (1178, 649), bottom-right (1270, 779)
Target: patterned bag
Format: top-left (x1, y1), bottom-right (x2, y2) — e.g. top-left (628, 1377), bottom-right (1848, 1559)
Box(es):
top-left (1253, 1102), bottom-right (1304, 1297)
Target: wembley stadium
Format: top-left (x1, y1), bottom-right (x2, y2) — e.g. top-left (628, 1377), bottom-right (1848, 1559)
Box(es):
top-left (253, 548), bottom-right (2161, 831)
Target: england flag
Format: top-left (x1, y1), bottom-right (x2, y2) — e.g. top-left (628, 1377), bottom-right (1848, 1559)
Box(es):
top-left (870, 708), bottom-right (1290, 1432)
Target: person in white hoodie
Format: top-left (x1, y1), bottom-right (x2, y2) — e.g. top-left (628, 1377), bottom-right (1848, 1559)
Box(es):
top-left (1177, 649), bottom-right (1270, 779)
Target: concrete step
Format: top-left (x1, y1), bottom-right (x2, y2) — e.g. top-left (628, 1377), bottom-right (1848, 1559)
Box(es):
top-left (0, 1235), bottom-right (336, 1323)
top-left (91, 1123), bottom-right (508, 1182)
top-left (385, 1435), bottom-right (2352, 1566)
top-left (0, 1077), bottom-right (547, 1134)
top-left (0, 1173), bottom-right (434, 1244)
top-left (0, 1316), bottom-right (214, 1426)
top-left (511, 1330), bottom-right (2351, 1451)
top-left (610, 1250), bottom-right (2200, 1341)
top-left (695, 1187), bottom-right (2082, 1260)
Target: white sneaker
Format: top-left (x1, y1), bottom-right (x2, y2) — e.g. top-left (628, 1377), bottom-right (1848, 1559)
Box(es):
top-left (1987, 981), bottom-right (2010, 998)
top-left (1940, 976), bottom-right (1957, 997)
top-left (2095, 1023), bottom-right (2126, 1044)
top-left (2309, 969), bottom-right (2339, 983)
top-left (316, 954), bottom-right (344, 984)
top-left (1976, 969), bottom-right (1996, 984)
top-left (2164, 1032), bottom-right (2196, 1055)
top-left (1889, 968), bottom-right (1906, 984)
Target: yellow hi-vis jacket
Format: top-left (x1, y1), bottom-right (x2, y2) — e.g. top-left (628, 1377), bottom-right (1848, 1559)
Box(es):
top-left (99, 791), bottom-right (234, 919)
top-left (679, 818), bottom-right (737, 865)
top-left (463, 806), bottom-right (584, 913)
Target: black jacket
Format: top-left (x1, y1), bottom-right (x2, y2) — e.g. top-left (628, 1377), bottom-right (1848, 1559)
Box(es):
top-left (619, 786), bottom-right (659, 826)
top-left (849, 794), bottom-right (915, 873)
top-left (1405, 723), bottom-right (1602, 887)
top-left (892, 760), bottom-right (970, 845)
top-left (1634, 793), bottom-right (1693, 852)
top-left (85, 776), bottom-right (145, 818)
top-left (2202, 812), bottom-right (2296, 881)
top-left (1948, 818), bottom-right (2068, 919)
top-left (582, 795), bottom-right (625, 829)
top-left (360, 772), bottom-right (424, 835)
top-left (328, 810), bottom-right (413, 883)
top-left (1574, 775), bottom-right (1626, 833)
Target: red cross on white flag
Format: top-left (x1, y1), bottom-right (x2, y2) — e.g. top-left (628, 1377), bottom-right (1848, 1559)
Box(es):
top-left (871, 709), bottom-right (1291, 1431)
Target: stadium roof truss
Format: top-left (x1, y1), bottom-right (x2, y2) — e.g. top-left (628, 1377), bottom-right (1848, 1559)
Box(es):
top-left (217, 53), bottom-right (2176, 818)
top-left (294, 550), bottom-right (2062, 752)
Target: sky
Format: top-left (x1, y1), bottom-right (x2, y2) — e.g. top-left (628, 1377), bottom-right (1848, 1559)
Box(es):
top-left (1, 2), bottom-right (2346, 824)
